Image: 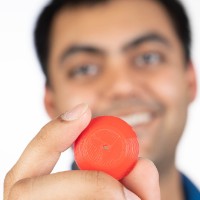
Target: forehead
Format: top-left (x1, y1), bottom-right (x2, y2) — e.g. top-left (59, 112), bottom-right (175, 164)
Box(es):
top-left (50, 0), bottom-right (180, 54)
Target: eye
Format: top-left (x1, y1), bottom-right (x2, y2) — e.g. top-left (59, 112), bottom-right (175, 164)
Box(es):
top-left (133, 52), bottom-right (163, 68)
top-left (68, 64), bottom-right (100, 79)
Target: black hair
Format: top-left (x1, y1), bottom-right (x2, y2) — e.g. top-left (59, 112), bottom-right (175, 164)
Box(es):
top-left (34, 0), bottom-right (191, 83)
top-left (156, 0), bottom-right (191, 61)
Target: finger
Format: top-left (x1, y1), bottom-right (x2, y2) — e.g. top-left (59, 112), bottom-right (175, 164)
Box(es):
top-left (121, 158), bottom-right (160, 200)
top-left (4, 104), bottom-right (91, 198)
top-left (8, 171), bottom-right (140, 200)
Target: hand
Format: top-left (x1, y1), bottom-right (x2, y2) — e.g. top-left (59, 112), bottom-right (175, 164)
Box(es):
top-left (4, 104), bottom-right (160, 200)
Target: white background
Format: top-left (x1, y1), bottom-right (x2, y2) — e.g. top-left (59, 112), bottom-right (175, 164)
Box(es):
top-left (0, 0), bottom-right (199, 196)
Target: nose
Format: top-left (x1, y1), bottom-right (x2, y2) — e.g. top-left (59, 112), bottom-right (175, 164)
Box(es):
top-left (103, 68), bottom-right (142, 100)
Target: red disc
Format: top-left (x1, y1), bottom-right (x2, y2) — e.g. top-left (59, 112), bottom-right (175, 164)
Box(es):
top-left (74, 116), bottom-right (139, 180)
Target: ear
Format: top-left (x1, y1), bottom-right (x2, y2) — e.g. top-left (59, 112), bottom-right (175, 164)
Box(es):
top-left (186, 61), bottom-right (197, 103)
top-left (44, 86), bottom-right (57, 119)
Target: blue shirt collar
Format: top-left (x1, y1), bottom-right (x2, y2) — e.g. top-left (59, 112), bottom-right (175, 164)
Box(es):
top-left (181, 173), bottom-right (200, 200)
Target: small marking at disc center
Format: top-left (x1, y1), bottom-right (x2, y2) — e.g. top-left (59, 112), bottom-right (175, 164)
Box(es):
top-left (103, 145), bottom-right (109, 150)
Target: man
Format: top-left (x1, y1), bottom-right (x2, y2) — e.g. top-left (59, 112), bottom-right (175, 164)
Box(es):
top-left (4, 0), bottom-right (199, 199)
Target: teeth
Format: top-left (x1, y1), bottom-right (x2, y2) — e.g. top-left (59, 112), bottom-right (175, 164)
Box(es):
top-left (121, 113), bottom-right (152, 126)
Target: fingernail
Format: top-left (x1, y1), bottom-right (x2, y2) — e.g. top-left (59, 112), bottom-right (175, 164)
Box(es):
top-left (123, 187), bottom-right (140, 200)
top-left (61, 103), bottom-right (88, 121)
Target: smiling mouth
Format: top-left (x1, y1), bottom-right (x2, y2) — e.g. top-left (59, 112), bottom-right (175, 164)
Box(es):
top-left (93, 99), bottom-right (163, 133)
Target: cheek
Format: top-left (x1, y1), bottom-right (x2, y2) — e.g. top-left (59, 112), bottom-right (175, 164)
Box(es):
top-left (146, 70), bottom-right (189, 152)
top-left (54, 84), bottom-right (100, 113)
top-left (148, 69), bottom-right (189, 143)
top-left (150, 70), bottom-right (188, 109)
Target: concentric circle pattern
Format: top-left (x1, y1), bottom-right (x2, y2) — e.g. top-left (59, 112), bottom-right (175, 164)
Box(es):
top-left (74, 116), bottom-right (139, 180)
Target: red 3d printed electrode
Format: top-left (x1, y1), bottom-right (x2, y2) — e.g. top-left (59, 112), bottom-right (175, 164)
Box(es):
top-left (74, 116), bottom-right (139, 180)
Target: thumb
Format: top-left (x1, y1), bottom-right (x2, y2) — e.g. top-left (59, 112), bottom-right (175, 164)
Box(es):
top-left (121, 158), bottom-right (160, 200)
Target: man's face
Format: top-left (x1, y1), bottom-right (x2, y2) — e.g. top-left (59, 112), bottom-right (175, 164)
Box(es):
top-left (45, 0), bottom-right (196, 172)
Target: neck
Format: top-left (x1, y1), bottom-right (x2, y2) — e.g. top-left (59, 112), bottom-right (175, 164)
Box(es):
top-left (159, 164), bottom-right (185, 200)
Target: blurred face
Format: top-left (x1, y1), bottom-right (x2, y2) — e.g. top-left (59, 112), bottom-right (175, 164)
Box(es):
top-left (45, 0), bottom-right (196, 173)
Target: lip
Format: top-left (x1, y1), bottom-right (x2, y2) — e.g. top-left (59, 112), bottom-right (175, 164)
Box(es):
top-left (96, 109), bottom-right (159, 127)
top-left (116, 111), bottom-right (160, 139)
top-left (120, 112), bottom-right (153, 127)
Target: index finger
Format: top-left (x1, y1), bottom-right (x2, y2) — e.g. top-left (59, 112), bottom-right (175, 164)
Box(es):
top-left (4, 104), bottom-right (91, 196)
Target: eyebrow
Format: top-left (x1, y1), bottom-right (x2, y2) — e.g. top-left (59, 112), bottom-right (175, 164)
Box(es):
top-left (59, 46), bottom-right (104, 64)
top-left (122, 33), bottom-right (171, 51)
top-left (59, 33), bottom-right (171, 64)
